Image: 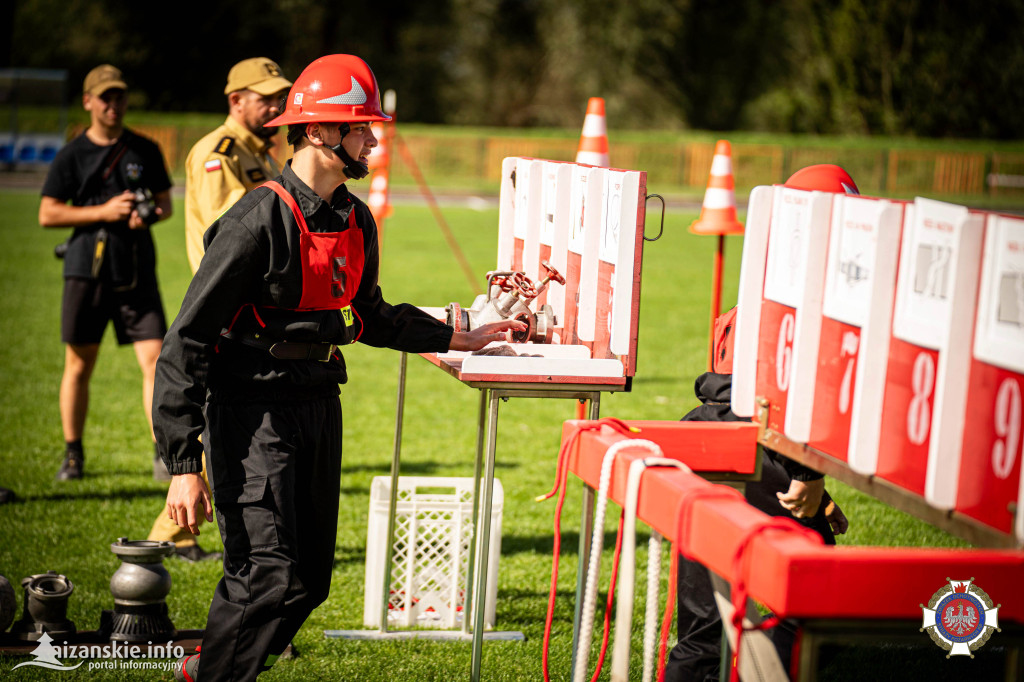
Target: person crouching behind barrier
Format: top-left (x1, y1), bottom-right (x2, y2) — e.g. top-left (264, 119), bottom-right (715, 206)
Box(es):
top-left (663, 165), bottom-right (858, 682)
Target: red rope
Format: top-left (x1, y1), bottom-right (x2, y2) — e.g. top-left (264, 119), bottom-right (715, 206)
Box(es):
top-left (659, 484), bottom-right (745, 682)
top-left (727, 518), bottom-right (823, 682)
top-left (539, 418), bottom-right (638, 682)
top-left (657, 546), bottom-right (677, 682)
top-left (535, 418), bottom-right (638, 503)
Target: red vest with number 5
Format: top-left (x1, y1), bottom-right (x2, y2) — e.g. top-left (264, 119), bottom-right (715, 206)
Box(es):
top-left (262, 180), bottom-right (365, 312)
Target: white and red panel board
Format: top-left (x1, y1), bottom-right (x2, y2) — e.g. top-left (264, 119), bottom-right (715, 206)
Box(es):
top-left (809, 196), bottom-right (905, 462)
top-left (753, 186), bottom-right (834, 438)
top-left (521, 161), bottom-right (545, 285)
top-left (732, 186), bottom-right (775, 418)
top-left (512, 159), bottom-right (543, 274)
top-left (534, 162), bottom-right (568, 309)
top-left (575, 166), bottom-right (606, 348)
top-left (560, 164), bottom-right (597, 346)
top-left (868, 198), bottom-right (984, 499)
top-left (535, 161), bottom-right (573, 323)
top-left (467, 157), bottom-right (646, 380)
top-left (496, 156), bottom-right (518, 272)
top-left (955, 214), bottom-right (1024, 536)
top-left (585, 170), bottom-right (644, 362)
top-left (604, 170), bottom-right (643, 365)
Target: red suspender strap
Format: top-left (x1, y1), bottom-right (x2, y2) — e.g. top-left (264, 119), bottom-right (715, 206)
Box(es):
top-left (261, 181), bottom-right (310, 234)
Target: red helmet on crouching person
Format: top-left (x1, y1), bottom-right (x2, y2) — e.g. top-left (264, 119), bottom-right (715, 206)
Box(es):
top-left (267, 54), bottom-right (391, 179)
top-left (783, 163), bottom-right (859, 194)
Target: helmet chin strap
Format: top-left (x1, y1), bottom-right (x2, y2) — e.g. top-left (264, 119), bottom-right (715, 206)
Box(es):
top-left (325, 123), bottom-right (369, 180)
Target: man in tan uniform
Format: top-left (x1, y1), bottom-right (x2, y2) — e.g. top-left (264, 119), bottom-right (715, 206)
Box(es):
top-left (183, 57), bottom-right (292, 272)
top-left (149, 58), bottom-right (291, 561)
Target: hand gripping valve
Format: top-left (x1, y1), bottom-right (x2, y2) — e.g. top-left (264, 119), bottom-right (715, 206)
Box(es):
top-left (446, 261), bottom-right (565, 344)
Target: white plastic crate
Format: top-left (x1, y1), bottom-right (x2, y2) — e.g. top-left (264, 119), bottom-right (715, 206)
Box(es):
top-left (363, 476), bottom-right (503, 629)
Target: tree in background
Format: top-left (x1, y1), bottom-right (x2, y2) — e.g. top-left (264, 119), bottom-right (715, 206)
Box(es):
top-left (742, 0), bottom-right (1024, 137)
top-left (6, 0), bottom-right (1023, 138)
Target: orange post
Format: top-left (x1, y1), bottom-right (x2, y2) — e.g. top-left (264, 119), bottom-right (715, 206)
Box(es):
top-left (689, 140), bottom-right (744, 370)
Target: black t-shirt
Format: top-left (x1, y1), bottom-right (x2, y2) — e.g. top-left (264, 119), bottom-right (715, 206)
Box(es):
top-left (41, 129), bottom-right (172, 286)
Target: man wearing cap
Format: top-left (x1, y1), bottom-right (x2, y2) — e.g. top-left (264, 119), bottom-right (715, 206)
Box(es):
top-left (183, 57), bottom-right (292, 273)
top-left (157, 54), bottom-right (524, 681)
top-left (145, 58), bottom-right (292, 563)
top-left (39, 64), bottom-right (173, 483)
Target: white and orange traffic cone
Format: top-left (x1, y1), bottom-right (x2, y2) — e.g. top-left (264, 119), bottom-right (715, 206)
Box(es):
top-left (689, 140), bottom-right (744, 236)
top-left (690, 139), bottom-right (744, 371)
top-left (367, 121), bottom-right (392, 225)
top-left (575, 97), bottom-right (609, 167)
top-left (367, 92), bottom-right (396, 230)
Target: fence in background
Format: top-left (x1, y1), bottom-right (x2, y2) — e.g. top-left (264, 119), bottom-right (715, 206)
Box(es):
top-left (18, 124), bottom-right (1024, 201)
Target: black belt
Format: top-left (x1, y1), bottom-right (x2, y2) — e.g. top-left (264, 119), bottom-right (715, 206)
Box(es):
top-left (268, 341), bottom-right (335, 362)
top-left (227, 331), bottom-right (336, 362)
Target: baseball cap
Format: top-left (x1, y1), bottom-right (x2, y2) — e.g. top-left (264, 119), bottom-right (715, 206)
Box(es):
top-left (224, 57), bottom-right (292, 96)
top-left (84, 65), bottom-right (128, 96)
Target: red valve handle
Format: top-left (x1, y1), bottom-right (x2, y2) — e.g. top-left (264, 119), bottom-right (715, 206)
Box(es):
top-left (489, 275), bottom-right (516, 293)
top-left (512, 272), bottom-right (538, 299)
top-left (540, 261), bottom-right (565, 286)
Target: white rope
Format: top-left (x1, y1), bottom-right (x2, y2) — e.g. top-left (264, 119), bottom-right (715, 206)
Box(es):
top-left (611, 456), bottom-right (692, 682)
top-left (643, 531), bottom-right (662, 682)
top-left (573, 439), bottom-right (663, 682)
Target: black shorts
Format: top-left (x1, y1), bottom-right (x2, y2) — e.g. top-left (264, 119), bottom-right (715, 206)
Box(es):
top-left (61, 277), bottom-right (167, 346)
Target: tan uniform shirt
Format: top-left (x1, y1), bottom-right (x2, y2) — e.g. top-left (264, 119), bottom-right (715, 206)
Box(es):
top-left (184, 116), bottom-right (281, 273)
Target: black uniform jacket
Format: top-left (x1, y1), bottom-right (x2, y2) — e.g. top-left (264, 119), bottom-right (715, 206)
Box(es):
top-left (154, 163), bottom-right (453, 475)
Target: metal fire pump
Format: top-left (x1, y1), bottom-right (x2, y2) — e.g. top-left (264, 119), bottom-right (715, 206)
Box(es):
top-left (0, 574), bottom-right (16, 633)
top-left (103, 538), bottom-right (176, 643)
top-left (10, 571), bottom-right (76, 640)
top-left (446, 261), bottom-right (565, 344)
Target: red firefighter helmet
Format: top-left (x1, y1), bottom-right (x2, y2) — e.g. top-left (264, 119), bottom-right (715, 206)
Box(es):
top-left (266, 54), bottom-right (391, 127)
top-left (783, 164), bottom-right (859, 194)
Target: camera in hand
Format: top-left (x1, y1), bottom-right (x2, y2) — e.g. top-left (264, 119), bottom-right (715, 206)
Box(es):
top-left (132, 188), bottom-right (159, 226)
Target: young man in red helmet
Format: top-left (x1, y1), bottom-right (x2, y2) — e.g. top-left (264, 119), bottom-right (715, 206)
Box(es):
top-left (664, 164), bottom-right (857, 682)
top-left (155, 55), bottom-right (523, 681)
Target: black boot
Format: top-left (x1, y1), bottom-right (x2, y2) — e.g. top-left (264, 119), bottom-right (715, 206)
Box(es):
top-left (56, 445), bottom-right (84, 481)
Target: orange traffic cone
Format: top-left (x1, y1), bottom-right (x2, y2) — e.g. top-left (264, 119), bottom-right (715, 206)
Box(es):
top-left (367, 121), bottom-right (392, 225)
top-left (575, 97), bottom-right (609, 167)
top-left (689, 140), bottom-right (744, 235)
top-left (367, 121), bottom-right (389, 171)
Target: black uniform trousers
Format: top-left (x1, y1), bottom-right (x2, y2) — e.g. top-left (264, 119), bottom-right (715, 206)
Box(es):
top-left (664, 375), bottom-right (836, 682)
top-left (198, 395), bottom-right (343, 681)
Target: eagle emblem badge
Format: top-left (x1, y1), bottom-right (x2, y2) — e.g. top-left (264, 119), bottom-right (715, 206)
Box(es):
top-left (921, 577), bottom-right (1000, 657)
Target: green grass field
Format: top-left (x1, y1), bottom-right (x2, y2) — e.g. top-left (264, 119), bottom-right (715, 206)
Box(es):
top-left (0, 186), bottom-right (974, 680)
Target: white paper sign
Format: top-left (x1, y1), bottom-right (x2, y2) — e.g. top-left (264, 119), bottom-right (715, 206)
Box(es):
top-left (610, 171), bottom-right (641, 356)
top-left (513, 159), bottom-right (533, 241)
top-left (496, 157), bottom-right (518, 270)
top-left (541, 162), bottom-right (558, 247)
top-left (822, 196), bottom-right (892, 326)
top-left (764, 188), bottom-right (819, 307)
top-left (568, 165), bottom-right (591, 255)
top-left (601, 171), bottom-right (625, 264)
top-left (974, 214), bottom-right (1024, 374)
top-left (892, 198), bottom-right (971, 349)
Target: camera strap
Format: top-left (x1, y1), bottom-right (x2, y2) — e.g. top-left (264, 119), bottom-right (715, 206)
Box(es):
top-left (64, 130), bottom-right (136, 281)
top-left (74, 129), bottom-right (134, 205)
